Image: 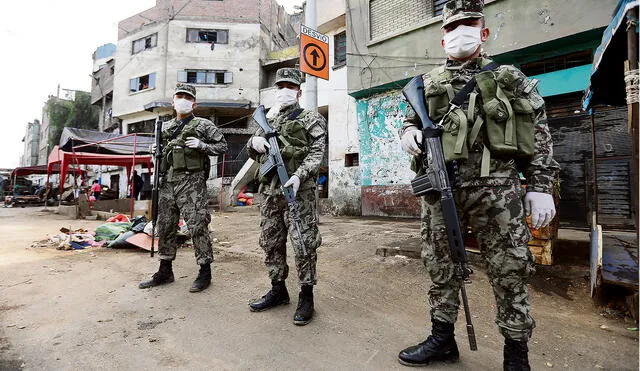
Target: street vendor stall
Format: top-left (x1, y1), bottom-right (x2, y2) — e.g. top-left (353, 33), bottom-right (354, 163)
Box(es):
top-left (582, 0), bottom-right (638, 313)
top-left (47, 128), bottom-right (155, 217)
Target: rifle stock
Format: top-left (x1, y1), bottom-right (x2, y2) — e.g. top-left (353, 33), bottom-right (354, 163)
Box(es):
top-left (402, 75), bottom-right (477, 351)
top-left (252, 106), bottom-right (308, 256)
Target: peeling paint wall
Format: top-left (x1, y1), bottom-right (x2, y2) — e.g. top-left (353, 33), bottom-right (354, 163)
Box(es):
top-left (358, 91), bottom-right (414, 186)
top-left (357, 91), bottom-right (419, 217)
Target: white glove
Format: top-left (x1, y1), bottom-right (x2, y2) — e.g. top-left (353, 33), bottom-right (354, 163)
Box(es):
top-left (283, 175), bottom-right (300, 196)
top-left (250, 137), bottom-right (270, 154)
top-left (185, 136), bottom-right (203, 149)
top-left (150, 144), bottom-right (157, 154)
top-left (400, 129), bottom-right (423, 155)
top-left (524, 192), bottom-right (556, 229)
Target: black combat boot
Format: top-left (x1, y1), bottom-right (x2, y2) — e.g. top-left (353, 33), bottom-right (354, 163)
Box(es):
top-left (503, 339), bottom-right (531, 371)
top-left (249, 280), bottom-right (290, 311)
top-left (138, 260), bottom-right (174, 289)
top-left (189, 264), bottom-right (212, 292)
top-left (293, 285), bottom-right (314, 326)
top-left (398, 320), bottom-right (459, 366)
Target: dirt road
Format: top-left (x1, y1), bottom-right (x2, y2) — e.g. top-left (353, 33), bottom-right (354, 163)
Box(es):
top-left (0, 206), bottom-right (637, 370)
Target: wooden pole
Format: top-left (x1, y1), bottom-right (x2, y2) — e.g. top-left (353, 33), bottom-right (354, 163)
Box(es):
top-left (590, 113), bottom-right (599, 226)
top-left (627, 7), bottom-right (638, 233)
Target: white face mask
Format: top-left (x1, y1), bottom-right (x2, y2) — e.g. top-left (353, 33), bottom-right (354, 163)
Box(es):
top-left (173, 98), bottom-right (194, 114)
top-left (274, 88), bottom-right (299, 107)
top-left (443, 25), bottom-right (483, 59)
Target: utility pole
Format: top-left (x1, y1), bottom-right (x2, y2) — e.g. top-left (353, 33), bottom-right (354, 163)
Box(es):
top-left (304, 0), bottom-right (318, 111)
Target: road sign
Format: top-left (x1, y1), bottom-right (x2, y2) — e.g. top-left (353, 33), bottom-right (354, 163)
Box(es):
top-left (300, 24), bottom-right (329, 80)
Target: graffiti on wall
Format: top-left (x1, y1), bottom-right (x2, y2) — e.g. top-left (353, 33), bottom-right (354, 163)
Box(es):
top-left (357, 91), bottom-right (416, 186)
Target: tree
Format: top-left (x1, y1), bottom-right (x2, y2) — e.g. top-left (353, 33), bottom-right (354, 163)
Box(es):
top-left (46, 91), bottom-right (99, 149)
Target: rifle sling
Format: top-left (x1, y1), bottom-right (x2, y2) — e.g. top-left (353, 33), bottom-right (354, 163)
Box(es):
top-left (168, 115), bottom-right (195, 142)
top-left (450, 62), bottom-right (499, 108)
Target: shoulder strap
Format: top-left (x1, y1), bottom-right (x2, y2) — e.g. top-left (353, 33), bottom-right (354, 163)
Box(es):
top-left (168, 115), bottom-right (195, 141)
top-left (288, 108), bottom-right (305, 120)
top-left (450, 62), bottom-right (499, 108)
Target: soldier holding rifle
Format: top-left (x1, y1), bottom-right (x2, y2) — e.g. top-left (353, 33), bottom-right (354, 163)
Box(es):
top-left (139, 83), bottom-right (227, 293)
top-left (246, 68), bottom-right (326, 326)
top-left (398, 1), bottom-right (559, 369)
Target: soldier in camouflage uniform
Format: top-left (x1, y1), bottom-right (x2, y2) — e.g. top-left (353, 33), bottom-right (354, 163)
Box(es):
top-left (139, 83), bottom-right (227, 293)
top-left (246, 68), bottom-right (326, 326)
top-left (397, 1), bottom-right (560, 369)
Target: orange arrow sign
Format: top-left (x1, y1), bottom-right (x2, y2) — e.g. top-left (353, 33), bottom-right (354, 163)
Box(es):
top-left (300, 24), bottom-right (329, 80)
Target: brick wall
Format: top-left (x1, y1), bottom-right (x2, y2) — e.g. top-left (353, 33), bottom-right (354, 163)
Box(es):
top-left (369, 0), bottom-right (434, 40)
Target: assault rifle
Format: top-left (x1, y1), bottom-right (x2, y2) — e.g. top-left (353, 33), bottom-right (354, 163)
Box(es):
top-left (252, 105), bottom-right (308, 256)
top-left (402, 76), bottom-right (478, 351)
top-left (150, 119), bottom-right (163, 257)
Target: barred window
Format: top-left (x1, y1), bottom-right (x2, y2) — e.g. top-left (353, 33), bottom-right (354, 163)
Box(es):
top-left (369, 0), bottom-right (435, 40)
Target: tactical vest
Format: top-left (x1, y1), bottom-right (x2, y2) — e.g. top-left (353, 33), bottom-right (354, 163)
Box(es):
top-left (257, 108), bottom-right (310, 185)
top-left (421, 59), bottom-right (536, 177)
top-left (160, 117), bottom-right (208, 174)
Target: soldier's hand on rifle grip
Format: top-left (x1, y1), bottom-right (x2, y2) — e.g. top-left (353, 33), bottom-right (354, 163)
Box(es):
top-left (283, 175), bottom-right (300, 196)
top-left (400, 129), bottom-right (423, 156)
top-left (250, 137), bottom-right (271, 154)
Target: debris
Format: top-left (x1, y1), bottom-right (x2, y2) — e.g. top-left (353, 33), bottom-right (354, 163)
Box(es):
top-left (546, 362), bottom-right (553, 367)
top-left (627, 327), bottom-right (638, 331)
top-left (18, 325), bottom-right (26, 329)
top-left (600, 324), bottom-right (611, 331)
top-left (148, 337), bottom-right (158, 342)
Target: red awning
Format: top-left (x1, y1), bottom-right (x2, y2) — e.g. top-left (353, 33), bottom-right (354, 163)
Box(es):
top-left (47, 145), bottom-right (153, 191)
top-left (11, 164), bottom-right (84, 178)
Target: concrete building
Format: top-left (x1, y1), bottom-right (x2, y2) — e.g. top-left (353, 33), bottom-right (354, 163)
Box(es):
top-left (110, 0), bottom-right (297, 199)
top-left (21, 120), bottom-right (40, 167)
top-left (91, 44), bottom-right (117, 133)
top-left (254, 0), bottom-right (361, 214)
top-left (345, 0), bottom-right (629, 227)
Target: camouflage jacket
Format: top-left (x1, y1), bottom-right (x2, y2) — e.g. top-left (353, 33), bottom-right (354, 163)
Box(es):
top-left (248, 102), bottom-right (327, 194)
top-left (401, 57), bottom-right (560, 194)
top-left (162, 115), bottom-right (227, 181)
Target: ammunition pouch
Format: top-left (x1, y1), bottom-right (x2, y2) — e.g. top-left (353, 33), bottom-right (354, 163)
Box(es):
top-left (258, 118), bottom-right (309, 185)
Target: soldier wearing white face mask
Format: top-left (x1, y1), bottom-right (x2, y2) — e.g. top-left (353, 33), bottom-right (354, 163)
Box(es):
top-left (139, 83), bottom-right (227, 293)
top-left (397, 0), bottom-right (560, 369)
top-left (246, 68), bottom-right (326, 326)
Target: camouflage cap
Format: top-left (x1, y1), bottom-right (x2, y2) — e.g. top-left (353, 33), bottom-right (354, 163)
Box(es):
top-left (174, 83), bottom-right (196, 99)
top-left (274, 68), bottom-right (302, 86)
top-left (442, 0), bottom-right (484, 28)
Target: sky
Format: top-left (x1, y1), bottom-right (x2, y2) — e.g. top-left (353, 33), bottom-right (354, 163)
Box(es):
top-left (0, 0), bottom-right (303, 169)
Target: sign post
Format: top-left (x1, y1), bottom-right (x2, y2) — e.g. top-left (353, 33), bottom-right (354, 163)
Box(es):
top-left (300, 24), bottom-right (329, 81)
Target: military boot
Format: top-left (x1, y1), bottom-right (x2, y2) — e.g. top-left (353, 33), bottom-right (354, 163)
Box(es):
top-left (189, 264), bottom-right (212, 292)
top-left (293, 285), bottom-right (314, 326)
top-left (398, 320), bottom-right (459, 366)
top-left (138, 260), bottom-right (174, 289)
top-left (249, 280), bottom-right (290, 312)
top-left (503, 339), bottom-right (531, 371)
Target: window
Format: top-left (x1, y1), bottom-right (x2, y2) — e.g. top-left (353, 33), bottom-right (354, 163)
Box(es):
top-left (369, 0), bottom-right (434, 40)
top-left (345, 153), bottom-right (359, 167)
top-left (129, 73), bottom-right (156, 93)
top-left (186, 28), bottom-right (229, 44)
top-left (132, 33), bottom-right (157, 54)
top-left (433, 0), bottom-right (448, 16)
top-left (178, 69), bottom-right (233, 85)
top-left (520, 50), bottom-right (593, 76)
top-left (334, 32), bottom-right (346, 67)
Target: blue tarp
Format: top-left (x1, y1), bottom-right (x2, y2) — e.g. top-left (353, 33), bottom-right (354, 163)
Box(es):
top-left (583, 0), bottom-right (639, 110)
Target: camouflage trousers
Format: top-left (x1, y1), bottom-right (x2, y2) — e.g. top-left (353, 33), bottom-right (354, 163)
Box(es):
top-left (421, 180), bottom-right (536, 341)
top-left (259, 188), bottom-right (321, 286)
top-left (157, 171), bottom-right (213, 265)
